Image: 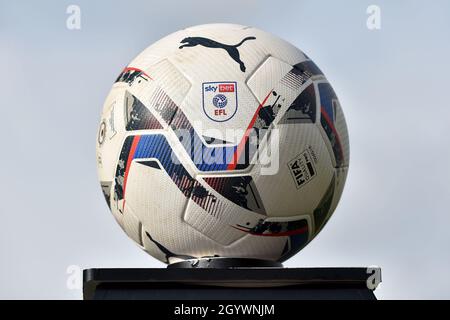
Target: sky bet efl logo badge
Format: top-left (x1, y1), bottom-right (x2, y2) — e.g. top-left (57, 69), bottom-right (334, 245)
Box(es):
top-left (202, 81), bottom-right (238, 122)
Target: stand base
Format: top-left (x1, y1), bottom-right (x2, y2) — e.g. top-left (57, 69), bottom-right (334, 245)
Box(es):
top-left (83, 267), bottom-right (381, 300)
top-left (168, 257), bottom-right (283, 269)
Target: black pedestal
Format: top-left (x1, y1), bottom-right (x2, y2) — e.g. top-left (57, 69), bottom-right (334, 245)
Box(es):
top-left (83, 267), bottom-right (381, 300)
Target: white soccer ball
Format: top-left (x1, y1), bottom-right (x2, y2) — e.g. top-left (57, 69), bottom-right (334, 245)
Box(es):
top-left (96, 24), bottom-right (349, 264)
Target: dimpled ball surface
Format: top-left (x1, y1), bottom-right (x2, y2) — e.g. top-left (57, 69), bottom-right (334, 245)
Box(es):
top-left (96, 24), bottom-right (349, 264)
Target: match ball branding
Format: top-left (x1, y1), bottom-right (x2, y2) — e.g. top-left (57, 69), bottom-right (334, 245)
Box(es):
top-left (288, 148), bottom-right (317, 189)
top-left (202, 82), bottom-right (238, 122)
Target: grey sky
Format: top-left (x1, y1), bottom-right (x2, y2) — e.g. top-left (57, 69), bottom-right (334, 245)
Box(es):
top-left (1, 0), bottom-right (449, 299)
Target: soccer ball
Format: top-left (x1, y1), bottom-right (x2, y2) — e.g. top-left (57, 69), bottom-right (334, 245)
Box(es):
top-left (96, 24), bottom-right (349, 264)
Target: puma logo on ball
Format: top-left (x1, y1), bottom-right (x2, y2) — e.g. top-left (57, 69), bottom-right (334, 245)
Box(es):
top-left (179, 36), bottom-right (256, 72)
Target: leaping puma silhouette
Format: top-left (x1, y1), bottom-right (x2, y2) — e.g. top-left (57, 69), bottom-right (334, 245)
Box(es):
top-left (179, 36), bottom-right (256, 72)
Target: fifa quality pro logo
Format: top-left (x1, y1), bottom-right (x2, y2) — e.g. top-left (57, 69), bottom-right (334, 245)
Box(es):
top-left (202, 82), bottom-right (238, 122)
top-left (288, 147), bottom-right (318, 189)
